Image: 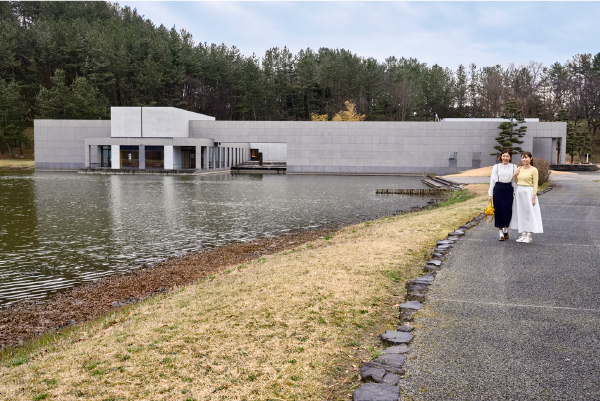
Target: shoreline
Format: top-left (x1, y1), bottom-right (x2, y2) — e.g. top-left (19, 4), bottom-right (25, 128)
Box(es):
top-left (0, 200), bottom-right (438, 349)
top-left (0, 229), bottom-right (334, 348)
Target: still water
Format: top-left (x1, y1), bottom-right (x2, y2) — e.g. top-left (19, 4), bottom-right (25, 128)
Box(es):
top-left (0, 171), bottom-right (431, 306)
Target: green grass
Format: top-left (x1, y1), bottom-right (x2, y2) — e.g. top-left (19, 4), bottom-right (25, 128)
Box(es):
top-left (538, 182), bottom-right (550, 192)
top-left (437, 190), bottom-right (475, 207)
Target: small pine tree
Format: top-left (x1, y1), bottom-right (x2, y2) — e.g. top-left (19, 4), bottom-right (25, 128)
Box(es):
top-left (574, 125), bottom-right (592, 162)
top-left (492, 101), bottom-right (526, 158)
top-left (555, 109), bottom-right (577, 163)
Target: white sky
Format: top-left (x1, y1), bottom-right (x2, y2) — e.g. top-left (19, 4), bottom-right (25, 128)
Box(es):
top-left (116, 1), bottom-right (600, 71)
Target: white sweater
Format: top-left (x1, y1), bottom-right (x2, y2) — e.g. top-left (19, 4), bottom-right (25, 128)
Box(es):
top-left (488, 163), bottom-right (517, 196)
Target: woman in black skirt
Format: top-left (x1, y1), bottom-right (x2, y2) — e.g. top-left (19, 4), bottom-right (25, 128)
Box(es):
top-left (488, 149), bottom-right (517, 241)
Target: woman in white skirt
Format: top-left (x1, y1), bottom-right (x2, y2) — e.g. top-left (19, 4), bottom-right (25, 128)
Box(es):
top-left (510, 151), bottom-right (543, 243)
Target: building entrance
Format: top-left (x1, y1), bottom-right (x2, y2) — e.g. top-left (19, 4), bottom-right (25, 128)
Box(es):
top-left (182, 147), bottom-right (196, 169)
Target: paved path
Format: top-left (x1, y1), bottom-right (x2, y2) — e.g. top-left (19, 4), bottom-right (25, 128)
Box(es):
top-left (399, 173), bottom-right (600, 400)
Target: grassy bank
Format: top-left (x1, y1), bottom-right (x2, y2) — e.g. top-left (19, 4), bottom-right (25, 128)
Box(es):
top-left (0, 185), bottom-right (488, 400)
top-left (0, 159), bottom-right (34, 169)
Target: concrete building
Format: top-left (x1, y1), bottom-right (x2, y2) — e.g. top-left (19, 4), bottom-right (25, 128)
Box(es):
top-left (34, 107), bottom-right (566, 174)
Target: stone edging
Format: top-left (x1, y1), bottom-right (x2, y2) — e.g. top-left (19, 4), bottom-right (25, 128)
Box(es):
top-left (351, 183), bottom-right (555, 400)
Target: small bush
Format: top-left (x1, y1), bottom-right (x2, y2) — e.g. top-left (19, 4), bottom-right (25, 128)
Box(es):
top-left (517, 158), bottom-right (551, 185)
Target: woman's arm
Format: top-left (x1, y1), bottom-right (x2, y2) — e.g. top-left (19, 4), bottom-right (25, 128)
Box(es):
top-left (532, 168), bottom-right (539, 205)
top-left (488, 164), bottom-right (497, 201)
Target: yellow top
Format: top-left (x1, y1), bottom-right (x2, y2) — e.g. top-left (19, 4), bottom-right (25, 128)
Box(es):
top-left (516, 166), bottom-right (538, 195)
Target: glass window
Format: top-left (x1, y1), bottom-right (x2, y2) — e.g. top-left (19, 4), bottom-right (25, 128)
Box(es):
top-left (101, 146), bottom-right (111, 168)
top-left (120, 146), bottom-right (139, 168)
top-left (146, 146), bottom-right (164, 168)
top-left (208, 146), bottom-right (213, 169)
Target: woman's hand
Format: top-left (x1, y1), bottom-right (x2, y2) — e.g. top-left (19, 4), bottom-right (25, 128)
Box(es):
top-left (488, 196), bottom-right (493, 203)
top-left (532, 196), bottom-right (536, 206)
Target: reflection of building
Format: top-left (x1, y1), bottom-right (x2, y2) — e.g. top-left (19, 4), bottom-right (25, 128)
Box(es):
top-left (34, 108), bottom-right (566, 174)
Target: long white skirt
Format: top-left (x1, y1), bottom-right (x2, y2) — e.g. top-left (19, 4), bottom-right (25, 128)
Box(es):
top-left (509, 185), bottom-right (543, 233)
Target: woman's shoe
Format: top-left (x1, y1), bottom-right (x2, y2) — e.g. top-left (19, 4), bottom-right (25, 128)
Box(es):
top-left (516, 233), bottom-right (527, 242)
top-left (522, 234), bottom-right (532, 243)
top-left (504, 232), bottom-right (509, 240)
top-left (499, 235), bottom-right (505, 241)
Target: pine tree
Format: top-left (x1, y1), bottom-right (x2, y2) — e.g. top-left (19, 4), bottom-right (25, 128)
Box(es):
top-left (555, 109), bottom-right (575, 163)
top-left (574, 125), bottom-right (592, 162)
top-left (492, 101), bottom-right (526, 157)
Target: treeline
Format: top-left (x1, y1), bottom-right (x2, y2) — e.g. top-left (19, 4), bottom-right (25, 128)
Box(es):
top-left (1, 1), bottom-right (599, 155)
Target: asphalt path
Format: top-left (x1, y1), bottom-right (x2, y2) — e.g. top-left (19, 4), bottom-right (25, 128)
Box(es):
top-left (398, 173), bottom-right (600, 400)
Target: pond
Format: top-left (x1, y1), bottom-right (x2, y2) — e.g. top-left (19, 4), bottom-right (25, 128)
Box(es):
top-left (0, 171), bottom-right (432, 306)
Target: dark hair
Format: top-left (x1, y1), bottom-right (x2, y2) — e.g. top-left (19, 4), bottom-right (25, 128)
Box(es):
top-left (521, 151), bottom-right (534, 166)
top-left (500, 149), bottom-right (512, 162)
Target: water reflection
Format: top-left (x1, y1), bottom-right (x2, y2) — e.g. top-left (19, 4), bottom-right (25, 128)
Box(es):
top-left (0, 171), bottom-right (431, 305)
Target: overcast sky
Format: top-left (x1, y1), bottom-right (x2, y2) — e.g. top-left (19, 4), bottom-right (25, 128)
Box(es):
top-left (116, 1), bottom-right (599, 71)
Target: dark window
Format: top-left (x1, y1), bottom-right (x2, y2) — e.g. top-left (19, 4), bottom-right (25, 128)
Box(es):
top-left (120, 146), bottom-right (139, 168)
top-left (146, 146), bottom-right (164, 168)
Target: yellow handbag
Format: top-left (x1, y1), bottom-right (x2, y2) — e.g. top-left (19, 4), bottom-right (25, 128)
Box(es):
top-left (484, 201), bottom-right (495, 223)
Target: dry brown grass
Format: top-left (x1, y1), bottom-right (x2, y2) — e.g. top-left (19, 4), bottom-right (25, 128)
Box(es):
top-left (445, 165), bottom-right (574, 177)
top-left (0, 187), bottom-right (489, 400)
top-left (0, 159), bottom-right (34, 169)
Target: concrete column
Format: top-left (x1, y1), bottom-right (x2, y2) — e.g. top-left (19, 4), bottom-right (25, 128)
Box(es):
top-left (85, 145), bottom-right (90, 168)
top-left (560, 136), bottom-right (566, 164)
top-left (551, 138), bottom-right (557, 164)
top-left (111, 145), bottom-right (120, 169)
top-left (164, 145), bottom-right (174, 169)
top-left (139, 145), bottom-right (146, 169)
top-left (173, 146), bottom-right (182, 169)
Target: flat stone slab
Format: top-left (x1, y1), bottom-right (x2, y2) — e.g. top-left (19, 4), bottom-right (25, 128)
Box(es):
top-left (361, 360), bottom-right (405, 377)
top-left (446, 236), bottom-right (460, 241)
top-left (406, 293), bottom-right (425, 302)
top-left (374, 353), bottom-right (406, 368)
top-left (361, 363), bottom-right (386, 382)
top-left (427, 259), bottom-right (442, 266)
top-left (382, 344), bottom-right (409, 354)
top-left (422, 265), bottom-right (438, 274)
top-left (381, 330), bottom-right (414, 343)
top-left (396, 325), bottom-right (414, 332)
top-left (436, 240), bottom-right (453, 245)
top-left (449, 229), bottom-right (465, 236)
top-left (382, 372), bottom-right (400, 385)
top-left (411, 275), bottom-right (435, 285)
top-left (399, 301), bottom-right (423, 310)
top-left (353, 383), bottom-right (400, 401)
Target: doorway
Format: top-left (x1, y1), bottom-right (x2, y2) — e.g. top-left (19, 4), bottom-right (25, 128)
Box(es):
top-left (182, 146), bottom-right (196, 169)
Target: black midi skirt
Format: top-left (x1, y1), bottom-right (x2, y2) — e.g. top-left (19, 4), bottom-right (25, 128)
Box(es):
top-left (493, 182), bottom-right (514, 228)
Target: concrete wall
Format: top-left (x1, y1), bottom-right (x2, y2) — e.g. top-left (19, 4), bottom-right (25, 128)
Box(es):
top-left (35, 120), bottom-right (111, 169)
top-left (249, 143), bottom-right (287, 161)
top-left (111, 107), bottom-right (214, 138)
top-left (142, 107), bottom-right (213, 138)
top-left (190, 120), bottom-right (566, 174)
top-left (34, 113), bottom-right (566, 173)
top-left (532, 137), bottom-right (553, 163)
